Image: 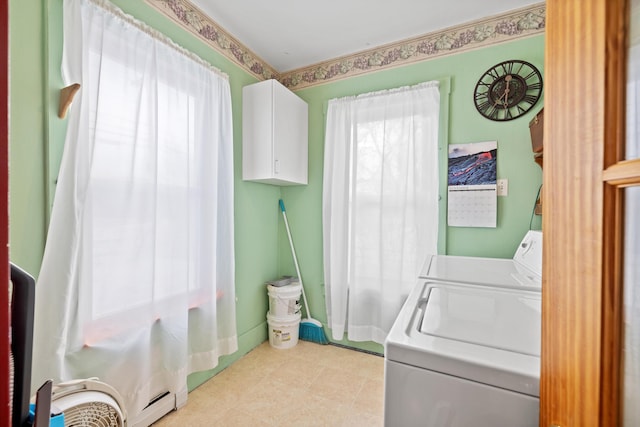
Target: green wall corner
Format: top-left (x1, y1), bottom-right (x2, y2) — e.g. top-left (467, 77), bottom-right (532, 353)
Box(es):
top-left (278, 34), bottom-right (544, 351)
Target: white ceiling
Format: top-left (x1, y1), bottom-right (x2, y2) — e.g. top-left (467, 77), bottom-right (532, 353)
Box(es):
top-left (189, 0), bottom-right (542, 72)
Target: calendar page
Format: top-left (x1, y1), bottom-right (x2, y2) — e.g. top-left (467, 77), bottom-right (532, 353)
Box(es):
top-left (447, 141), bottom-right (497, 228)
top-left (448, 184), bottom-right (497, 227)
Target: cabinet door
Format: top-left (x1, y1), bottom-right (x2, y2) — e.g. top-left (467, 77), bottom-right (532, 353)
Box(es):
top-left (272, 82), bottom-right (308, 185)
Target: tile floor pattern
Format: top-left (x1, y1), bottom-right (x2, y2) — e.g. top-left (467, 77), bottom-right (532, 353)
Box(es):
top-left (152, 340), bottom-right (385, 426)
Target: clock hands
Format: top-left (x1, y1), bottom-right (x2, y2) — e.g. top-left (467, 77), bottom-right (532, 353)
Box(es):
top-left (493, 92), bottom-right (506, 106)
top-left (503, 75), bottom-right (511, 107)
top-left (493, 75), bottom-right (513, 108)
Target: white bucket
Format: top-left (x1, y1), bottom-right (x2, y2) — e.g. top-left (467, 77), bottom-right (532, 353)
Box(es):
top-left (267, 311), bottom-right (301, 349)
top-left (267, 282), bottom-right (302, 317)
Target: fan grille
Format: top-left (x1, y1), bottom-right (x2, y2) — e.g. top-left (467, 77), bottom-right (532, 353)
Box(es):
top-left (63, 401), bottom-right (123, 427)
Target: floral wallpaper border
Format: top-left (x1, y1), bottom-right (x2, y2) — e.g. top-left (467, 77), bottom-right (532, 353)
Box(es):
top-left (144, 0), bottom-right (279, 80)
top-left (144, 0), bottom-right (545, 90)
top-left (280, 4), bottom-right (545, 90)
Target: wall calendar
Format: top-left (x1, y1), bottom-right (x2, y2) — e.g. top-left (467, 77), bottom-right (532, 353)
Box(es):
top-left (447, 141), bottom-right (497, 228)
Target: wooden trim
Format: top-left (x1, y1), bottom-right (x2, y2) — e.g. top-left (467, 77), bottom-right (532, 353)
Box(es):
top-left (600, 1), bottom-right (628, 424)
top-left (600, 183), bottom-right (624, 425)
top-left (603, 158), bottom-right (640, 186)
top-left (541, 0), bottom-right (628, 425)
top-left (542, 0), bottom-right (606, 422)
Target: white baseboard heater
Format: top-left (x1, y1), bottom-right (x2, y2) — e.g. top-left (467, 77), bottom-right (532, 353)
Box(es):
top-left (130, 388), bottom-right (187, 427)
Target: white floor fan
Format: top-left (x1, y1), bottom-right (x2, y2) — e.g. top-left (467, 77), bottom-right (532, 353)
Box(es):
top-left (10, 263), bottom-right (127, 427)
top-left (49, 378), bottom-right (127, 427)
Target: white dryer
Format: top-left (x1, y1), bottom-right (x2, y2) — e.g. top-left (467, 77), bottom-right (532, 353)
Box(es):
top-left (384, 231), bottom-right (542, 427)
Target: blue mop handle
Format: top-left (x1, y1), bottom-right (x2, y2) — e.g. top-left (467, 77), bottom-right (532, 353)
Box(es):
top-left (278, 198), bottom-right (313, 319)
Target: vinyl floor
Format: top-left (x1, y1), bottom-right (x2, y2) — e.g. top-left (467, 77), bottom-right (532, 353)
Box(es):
top-left (152, 340), bottom-right (385, 426)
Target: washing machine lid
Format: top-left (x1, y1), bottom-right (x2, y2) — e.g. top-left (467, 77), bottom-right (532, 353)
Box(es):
top-left (419, 231), bottom-right (542, 290)
top-left (385, 280), bottom-right (541, 397)
top-left (419, 255), bottom-right (540, 290)
top-left (419, 283), bottom-right (540, 356)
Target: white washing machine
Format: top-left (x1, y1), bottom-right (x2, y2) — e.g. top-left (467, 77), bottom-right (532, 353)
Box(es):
top-left (384, 231), bottom-right (543, 427)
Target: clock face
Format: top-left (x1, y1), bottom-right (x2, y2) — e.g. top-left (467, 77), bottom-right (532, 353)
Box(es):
top-left (473, 60), bottom-right (543, 121)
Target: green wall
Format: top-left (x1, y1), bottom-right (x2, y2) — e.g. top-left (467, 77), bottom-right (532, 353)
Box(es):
top-left (8, 0), bottom-right (544, 387)
top-left (9, 1), bottom-right (48, 276)
top-left (279, 36), bottom-right (544, 353)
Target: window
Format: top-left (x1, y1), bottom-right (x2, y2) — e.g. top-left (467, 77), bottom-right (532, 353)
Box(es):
top-left (32, 0), bottom-right (236, 419)
top-left (323, 81), bottom-right (440, 344)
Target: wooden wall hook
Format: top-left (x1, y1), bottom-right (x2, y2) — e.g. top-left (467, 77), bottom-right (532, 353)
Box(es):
top-left (58, 83), bottom-right (81, 118)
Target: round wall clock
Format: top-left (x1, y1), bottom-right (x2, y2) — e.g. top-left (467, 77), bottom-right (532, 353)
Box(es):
top-left (473, 60), bottom-right (543, 121)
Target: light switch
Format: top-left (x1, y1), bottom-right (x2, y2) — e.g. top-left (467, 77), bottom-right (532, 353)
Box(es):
top-left (497, 179), bottom-right (508, 196)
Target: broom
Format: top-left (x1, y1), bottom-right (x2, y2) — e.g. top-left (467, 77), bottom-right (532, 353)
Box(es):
top-left (279, 199), bottom-right (329, 345)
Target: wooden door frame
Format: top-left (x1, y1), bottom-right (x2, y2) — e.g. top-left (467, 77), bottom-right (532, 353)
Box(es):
top-left (541, 0), bottom-right (629, 425)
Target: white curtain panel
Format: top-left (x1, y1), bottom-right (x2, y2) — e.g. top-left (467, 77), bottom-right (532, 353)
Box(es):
top-left (624, 2), bottom-right (640, 424)
top-left (625, 190), bottom-right (640, 427)
top-left (31, 0), bottom-right (237, 418)
top-left (323, 81), bottom-right (440, 344)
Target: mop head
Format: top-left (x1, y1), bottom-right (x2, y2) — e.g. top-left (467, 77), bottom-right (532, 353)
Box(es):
top-left (299, 318), bottom-right (329, 345)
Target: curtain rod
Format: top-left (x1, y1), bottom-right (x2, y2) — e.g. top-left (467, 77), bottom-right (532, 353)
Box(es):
top-left (86, 0), bottom-right (229, 81)
top-left (329, 80), bottom-right (439, 103)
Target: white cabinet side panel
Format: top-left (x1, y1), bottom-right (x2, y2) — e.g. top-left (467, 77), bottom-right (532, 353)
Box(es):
top-left (242, 81), bottom-right (274, 181)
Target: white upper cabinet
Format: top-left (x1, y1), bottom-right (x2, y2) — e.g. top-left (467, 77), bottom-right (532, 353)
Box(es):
top-left (242, 79), bottom-right (308, 186)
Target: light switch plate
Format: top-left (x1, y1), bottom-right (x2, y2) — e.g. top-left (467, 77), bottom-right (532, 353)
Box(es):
top-left (497, 179), bottom-right (508, 196)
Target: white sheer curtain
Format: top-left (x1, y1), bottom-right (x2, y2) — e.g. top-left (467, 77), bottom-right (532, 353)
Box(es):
top-left (624, 1), bottom-right (640, 424)
top-left (31, 0), bottom-right (236, 419)
top-left (323, 82), bottom-right (440, 344)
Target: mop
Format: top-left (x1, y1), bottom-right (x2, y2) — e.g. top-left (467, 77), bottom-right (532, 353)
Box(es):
top-left (279, 199), bottom-right (329, 345)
